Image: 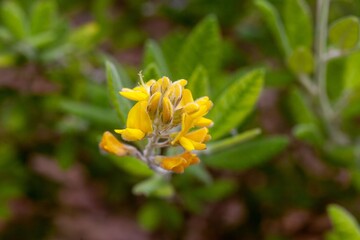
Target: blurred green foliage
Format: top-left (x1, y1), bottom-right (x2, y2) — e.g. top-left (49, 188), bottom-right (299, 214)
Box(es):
top-left (0, 0), bottom-right (360, 239)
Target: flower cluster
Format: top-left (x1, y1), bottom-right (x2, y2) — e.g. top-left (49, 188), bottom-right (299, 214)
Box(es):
top-left (99, 76), bottom-right (213, 174)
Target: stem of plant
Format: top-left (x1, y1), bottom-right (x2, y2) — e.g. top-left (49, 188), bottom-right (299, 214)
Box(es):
top-left (314, 0), bottom-right (349, 144)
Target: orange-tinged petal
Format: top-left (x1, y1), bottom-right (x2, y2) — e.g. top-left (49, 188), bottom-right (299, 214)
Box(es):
top-left (181, 152), bottom-right (200, 165)
top-left (159, 151), bottom-right (199, 173)
top-left (99, 131), bottom-right (129, 156)
top-left (115, 128), bottom-right (145, 141)
top-left (160, 156), bottom-right (186, 172)
top-left (127, 101), bottom-right (153, 134)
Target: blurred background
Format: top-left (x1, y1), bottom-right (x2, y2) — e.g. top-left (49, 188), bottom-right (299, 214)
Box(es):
top-left (1, 0), bottom-right (360, 239)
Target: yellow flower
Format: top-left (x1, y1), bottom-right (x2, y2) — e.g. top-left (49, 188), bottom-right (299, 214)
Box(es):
top-left (119, 80), bottom-right (155, 101)
top-left (159, 152), bottom-right (200, 173)
top-left (102, 74), bottom-right (213, 174)
top-left (99, 131), bottom-right (130, 156)
top-left (115, 101), bottom-right (153, 141)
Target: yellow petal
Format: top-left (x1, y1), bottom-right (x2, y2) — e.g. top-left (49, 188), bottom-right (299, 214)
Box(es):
top-left (164, 83), bottom-right (183, 106)
top-left (147, 92), bottom-right (161, 118)
top-left (158, 76), bottom-right (171, 93)
top-left (179, 89), bottom-right (194, 107)
top-left (162, 96), bottom-right (173, 124)
top-left (120, 88), bottom-right (148, 101)
top-left (179, 137), bottom-right (195, 151)
top-left (173, 79), bottom-right (187, 87)
top-left (127, 101), bottom-right (153, 134)
top-left (115, 128), bottom-right (145, 141)
top-left (183, 102), bottom-right (199, 114)
top-left (171, 113), bottom-right (194, 144)
top-left (99, 131), bottom-right (129, 156)
top-left (185, 127), bottom-right (208, 142)
top-left (194, 117), bottom-right (213, 127)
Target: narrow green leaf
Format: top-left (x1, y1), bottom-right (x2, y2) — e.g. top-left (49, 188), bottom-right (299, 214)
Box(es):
top-left (344, 51), bottom-right (360, 91)
top-left (143, 62), bottom-right (161, 81)
top-left (143, 40), bottom-right (170, 76)
top-left (255, 0), bottom-right (291, 56)
top-left (187, 65), bottom-right (210, 99)
top-left (329, 16), bottom-right (360, 50)
top-left (0, 1), bottom-right (28, 39)
top-left (105, 60), bottom-right (132, 126)
top-left (109, 156), bottom-right (153, 177)
top-left (177, 15), bottom-right (221, 78)
top-left (30, 0), bottom-right (57, 34)
top-left (287, 47), bottom-right (314, 74)
top-left (283, 0), bottom-right (313, 48)
top-left (326, 204), bottom-right (360, 239)
top-left (209, 69), bottom-right (264, 140)
top-left (206, 128), bottom-right (261, 155)
top-left (203, 136), bottom-right (289, 170)
top-left (57, 98), bottom-right (119, 127)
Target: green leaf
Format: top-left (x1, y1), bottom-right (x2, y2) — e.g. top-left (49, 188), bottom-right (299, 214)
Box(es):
top-left (177, 15), bottom-right (221, 78)
top-left (203, 136), bottom-right (289, 170)
top-left (324, 145), bottom-right (357, 167)
top-left (344, 51), bottom-right (360, 91)
top-left (255, 0), bottom-right (291, 56)
top-left (194, 179), bottom-right (237, 201)
top-left (69, 22), bottom-right (100, 50)
top-left (133, 175), bottom-right (174, 197)
top-left (287, 47), bottom-right (314, 74)
top-left (283, 0), bottom-right (313, 48)
top-left (326, 204), bottom-right (360, 239)
top-left (329, 16), bottom-right (360, 50)
top-left (105, 60), bottom-right (132, 126)
top-left (30, 0), bottom-right (57, 34)
top-left (184, 164), bottom-right (213, 185)
top-left (209, 69), bottom-right (264, 140)
top-left (187, 65), bottom-right (210, 99)
top-left (206, 128), bottom-right (261, 154)
top-left (143, 62), bottom-right (161, 81)
top-left (109, 156), bottom-right (153, 177)
top-left (57, 98), bottom-right (119, 127)
top-left (143, 40), bottom-right (170, 76)
top-left (0, 1), bottom-right (28, 39)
